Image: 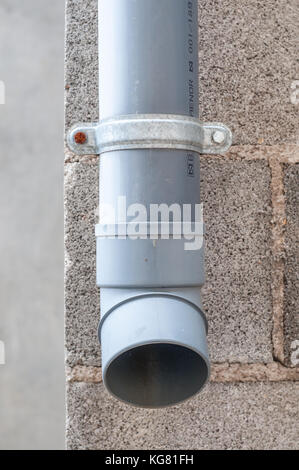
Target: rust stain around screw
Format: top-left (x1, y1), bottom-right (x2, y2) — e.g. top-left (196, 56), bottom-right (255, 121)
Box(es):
top-left (74, 131), bottom-right (87, 145)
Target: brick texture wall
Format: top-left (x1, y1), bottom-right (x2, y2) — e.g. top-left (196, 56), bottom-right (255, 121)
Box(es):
top-left (64, 0), bottom-right (299, 449)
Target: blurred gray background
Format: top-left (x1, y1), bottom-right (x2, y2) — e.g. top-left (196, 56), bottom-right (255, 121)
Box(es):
top-left (0, 0), bottom-right (65, 449)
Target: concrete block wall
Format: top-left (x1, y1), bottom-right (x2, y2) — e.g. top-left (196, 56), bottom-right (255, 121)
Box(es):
top-left (64, 0), bottom-right (299, 449)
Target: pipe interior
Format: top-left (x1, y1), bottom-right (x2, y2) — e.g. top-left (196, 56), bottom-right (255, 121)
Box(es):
top-left (105, 343), bottom-right (209, 408)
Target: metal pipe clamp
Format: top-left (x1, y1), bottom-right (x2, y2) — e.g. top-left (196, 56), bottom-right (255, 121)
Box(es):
top-left (67, 114), bottom-right (232, 156)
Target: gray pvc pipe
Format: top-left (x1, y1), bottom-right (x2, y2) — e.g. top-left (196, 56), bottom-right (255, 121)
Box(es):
top-left (97, 0), bottom-right (210, 408)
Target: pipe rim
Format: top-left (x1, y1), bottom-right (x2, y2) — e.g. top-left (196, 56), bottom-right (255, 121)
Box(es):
top-left (103, 340), bottom-right (210, 409)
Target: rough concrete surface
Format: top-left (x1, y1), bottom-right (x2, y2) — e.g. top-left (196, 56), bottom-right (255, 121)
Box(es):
top-left (65, 0), bottom-right (298, 145)
top-left (65, 0), bottom-right (98, 130)
top-left (201, 157), bottom-right (273, 362)
top-left (198, 0), bottom-right (299, 145)
top-left (64, 155), bottom-right (273, 366)
top-left (66, 381), bottom-right (299, 450)
top-left (64, 161), bottom-right (100, 366)
top-left (283, 164), bottom-right (299, 366)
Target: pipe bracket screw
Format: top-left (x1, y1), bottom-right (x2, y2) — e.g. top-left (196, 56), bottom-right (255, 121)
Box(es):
top-left (74, 131), bottom-right (87, 145)
top-left (212, 130), bottom-right (226, 144)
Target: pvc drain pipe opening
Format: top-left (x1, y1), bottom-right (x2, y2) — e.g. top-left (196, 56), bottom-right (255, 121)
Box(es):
top-left (99, 293), bottom-right (210, 408)
top-left (66, 0), bottom-right (233, 408)
top-left (105, 343), bottom-right (209, 408)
